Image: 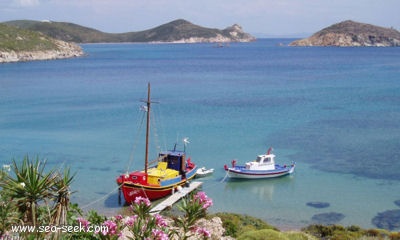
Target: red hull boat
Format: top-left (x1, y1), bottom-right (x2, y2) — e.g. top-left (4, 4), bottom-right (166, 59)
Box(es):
top-left (117, 156), bottom-right (197, 202)
top-left (116, 83), bottom-right (197, 203)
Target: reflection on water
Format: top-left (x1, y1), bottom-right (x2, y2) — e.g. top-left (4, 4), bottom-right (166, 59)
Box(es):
top-left (224, 176), bottom-right (296, 201)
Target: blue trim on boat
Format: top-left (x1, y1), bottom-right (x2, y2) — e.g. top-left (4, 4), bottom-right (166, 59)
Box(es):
top-left (186, 166), bottom-right (197, 178)
top-left (160, 176), bottom-right (182, 186)
top-left (158, 167), bottom-right (197, 187)
top-left (227, 164), bottom-right (293, 176)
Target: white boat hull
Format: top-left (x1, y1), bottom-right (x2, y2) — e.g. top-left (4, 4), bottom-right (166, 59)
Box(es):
top-left (196, 167), bottom-right (214, 178)
top-left (225, 164), bottom-right (295, 179)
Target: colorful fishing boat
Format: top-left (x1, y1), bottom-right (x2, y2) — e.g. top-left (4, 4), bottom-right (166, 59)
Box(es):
top-left (223, 147), bottom-right (295, 179)
top-left (116, 83), bottom-right (197, 203)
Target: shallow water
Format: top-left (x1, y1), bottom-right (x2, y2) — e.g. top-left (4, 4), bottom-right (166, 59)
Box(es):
top-left (1, 39), bottom-right (399, 230)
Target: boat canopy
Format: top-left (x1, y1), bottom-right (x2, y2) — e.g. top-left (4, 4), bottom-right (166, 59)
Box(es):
top-left (159, 150), bottom-right (186, 173)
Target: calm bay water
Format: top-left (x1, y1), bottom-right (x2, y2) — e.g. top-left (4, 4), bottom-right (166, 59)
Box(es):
top-left (1, 39), bottom-right (400, 230)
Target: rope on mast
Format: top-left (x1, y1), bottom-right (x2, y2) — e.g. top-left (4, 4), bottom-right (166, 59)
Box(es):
top-left (125, 108), bottom-right (146, 172)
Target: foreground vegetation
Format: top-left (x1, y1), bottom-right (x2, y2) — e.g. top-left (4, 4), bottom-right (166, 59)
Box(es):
top-left (206, 213), bottom-right (400, 240)
top-left (1, 156), bottom-right (399, 239)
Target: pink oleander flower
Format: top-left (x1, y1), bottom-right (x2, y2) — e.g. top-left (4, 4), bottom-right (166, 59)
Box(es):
top-left (134, 196), bottom-right (151, 207)
top-left (194, 191), bottom-right (213, 209)
top-left (77, 217), bottom-right (91, 230)
top-left (194, 226), bottom-right (211, 238)
top-left (101, 219), bottom-right (118, 236)
top-left (123, 215), bottom-right (137, 226)
top-left (114, 214), bottom-right (123, 221)
top-left (152, 229), bottom-right (169, 240)
top-left (154, 214), bottom-right (168, 228)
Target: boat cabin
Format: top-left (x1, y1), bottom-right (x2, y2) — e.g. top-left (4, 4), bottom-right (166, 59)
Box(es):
top-left (246, 154), bottom-right (276, 171)
top-left (145, 150), bottom-right (188, 185)
top-left (158, 150), bottom-right (187, 174)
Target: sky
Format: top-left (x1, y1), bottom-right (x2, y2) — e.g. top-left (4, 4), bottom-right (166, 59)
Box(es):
top-left (1, 0), bottom-right (399, 37)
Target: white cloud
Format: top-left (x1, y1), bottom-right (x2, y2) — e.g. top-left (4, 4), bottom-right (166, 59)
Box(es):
top-left (14, 0), bottom-right (40, 7)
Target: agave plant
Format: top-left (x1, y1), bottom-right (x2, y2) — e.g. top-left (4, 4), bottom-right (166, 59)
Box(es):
top-left (0, 156), bottom-right (57, 226)
top-left (51, 167), bottom-right (76, 227)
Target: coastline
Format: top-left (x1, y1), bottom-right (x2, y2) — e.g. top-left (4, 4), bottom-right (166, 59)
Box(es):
top-left (0, 40), bottom-right (84, 63)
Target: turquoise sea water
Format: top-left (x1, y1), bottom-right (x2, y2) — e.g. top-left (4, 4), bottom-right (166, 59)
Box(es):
top-left (1, 39), bottom-right (400, 230)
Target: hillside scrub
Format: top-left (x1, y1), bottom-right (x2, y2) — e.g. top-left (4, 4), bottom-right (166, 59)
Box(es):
top-left (0, 23), bottom-right (58, 51)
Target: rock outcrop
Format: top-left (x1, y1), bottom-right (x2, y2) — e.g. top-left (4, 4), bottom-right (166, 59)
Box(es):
top-left (289, 20), bottom-right (400, 47)
top-left (194, 217), bottom-right (235, 240)
top-left (162, 25), bottom-right (254, 43)
top-left (0, 22), bottom-right (84, 63)
top-left (0, 40), bottom-right (83, 63)
top-left (220, 24), bottom-right (256, 42)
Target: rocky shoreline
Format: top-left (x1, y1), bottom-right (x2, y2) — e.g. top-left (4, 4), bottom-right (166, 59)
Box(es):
top-left (149, 24), bottom-right (255, 44)
top-left (0, 40), bottom-right (84, 63)
top-left (152, 35), bottom-right (252, 44)
top-left (290, 20), bottom-right (400, 47)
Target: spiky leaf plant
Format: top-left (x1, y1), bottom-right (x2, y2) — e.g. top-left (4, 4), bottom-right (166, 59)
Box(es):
top-left (0, 156), bottom-right (57, 226)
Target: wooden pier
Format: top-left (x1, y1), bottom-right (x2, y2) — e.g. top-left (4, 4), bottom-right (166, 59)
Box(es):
top-left (150, 181), bottom-right (203, 215)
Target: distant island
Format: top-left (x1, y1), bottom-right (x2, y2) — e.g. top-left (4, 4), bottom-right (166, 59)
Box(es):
top-left (0, 23), bottom-right (83, 63)
top-left (1, 19), bottom-right (255, 63)
top-left (3, 19), bottom-right (256, 44)
top-left (289, 20), bottom-right (400, 47)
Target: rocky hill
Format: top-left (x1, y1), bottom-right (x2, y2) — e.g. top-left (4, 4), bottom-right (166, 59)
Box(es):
top-left (0, 23), bottom-right (83, 63)
top-left (4, 20), bottom-right (113, 43)
top-left (4, 19), bottom-right (255, 43)
top-left (289, 20), bottom-right (400, 47)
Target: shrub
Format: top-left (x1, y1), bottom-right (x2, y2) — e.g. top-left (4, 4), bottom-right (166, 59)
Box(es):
top-left (237, 229), bottom-right (288, 240)
top-left (302, 224), bottom-right (399, 240)
top-left (346, 225), bottom-right (361, 232)
top-left (285, 231), bottom-right (318, 240)
top-left (0, 189), bottom-right (20, 237)
top-left (212, 212), bottom-right (277, 238)
top-left (389, 232), bottom-right (400, 240)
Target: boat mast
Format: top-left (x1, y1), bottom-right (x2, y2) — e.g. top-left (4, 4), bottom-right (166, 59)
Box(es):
top-left (144, 83), bottom-right (151, 174)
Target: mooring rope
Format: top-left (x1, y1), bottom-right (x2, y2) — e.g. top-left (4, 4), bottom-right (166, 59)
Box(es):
top-left (191, 170), bottom-right (229, 192)
top-left (80, 185), bottom-right (121, 210)
top-left (220, 170), bottom-right (229, 183)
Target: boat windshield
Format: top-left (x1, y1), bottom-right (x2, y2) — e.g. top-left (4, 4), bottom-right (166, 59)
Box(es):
top-left (256, 156), bottom-right (272, 163)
